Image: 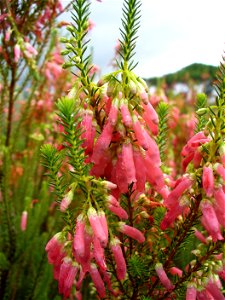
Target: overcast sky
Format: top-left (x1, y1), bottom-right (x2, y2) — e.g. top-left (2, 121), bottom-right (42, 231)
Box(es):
top-left (63, 0), bottom-right (225, 78)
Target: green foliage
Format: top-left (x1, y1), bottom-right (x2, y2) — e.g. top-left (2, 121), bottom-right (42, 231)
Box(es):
top-left (41, 144), bottom-right (66, 199)
top-left (195, 93), bottom-right (208, 133)
top-left (127, 254), bottom-right (149, 282)
top-left (56, 97), bottom-right (90, 176)
top-left (119, 0), bottom-right (141, 70)
top-left (156, 102), bottom-right (169, 162)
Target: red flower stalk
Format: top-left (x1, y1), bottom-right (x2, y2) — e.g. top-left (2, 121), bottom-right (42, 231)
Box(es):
top-left (155, 263), bottom-right (174, 292)
top-left (89, 263), bottom-right (106, 298)
top-left (202, 165), bottom-right (214, 197)
top-left (88, 207), bottom-right (108, 247)
top-left (118, 222), bottom-right (145, 243)
top-left (110, 237), bottom-right (127, 280)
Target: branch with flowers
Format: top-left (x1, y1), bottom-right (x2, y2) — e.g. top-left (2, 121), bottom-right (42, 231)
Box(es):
top-left (41, 0), bottom-right (225, 299)
top-left (1, 0), bottom-right (224, 299)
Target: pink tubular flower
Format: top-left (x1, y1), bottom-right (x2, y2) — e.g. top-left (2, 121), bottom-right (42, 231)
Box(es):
top-left (142, 102), bottom-right (159, 125)
top-left (194, 229), bottom-right (207, 244)
top-left (14, 44), bottom-right (21, 62)
top-left (169, 267), bottom-right (182, 277)
top-left (98, 210), bottom-right (108, 242)
top-left (108, 98), bottom-right (119, 126)
top-left (110, 237), bottom-right (127, 280)
top-left (122, 142), bottom-right (136, 184)
top-left (93, 235), bottom-right (107, 271)
top-left (200, 200), bottom-right (224, 242)
top-left (213, 187), bottom-right (225, 227)
top-left (89, 264), bottom-right (106, 298)
top-left (73, 214), bottom-right (86, 258)
top-left (186, 285), bottom-right (197, 300)
top-left (107, 202), bottom-right (128, 220)
top-left (58, 257), bottom-right (72, 294)
top-left (88, 207), bottom-right (108, 247)
top-left (202, 165), bottom-right (214, 197)
top-left (91, 121), bottom-right (114, 164)
top-left (164, 176), bottom-right (193, 209)
top-left (160, 204), bottom-right (185, 230)
top-left (115, 152), bottom-right (129, 193)
top-left (132, 117), bottom-right (149, 150)
top-left (206, 278), bottom-right (225, 300)
top-left (120, 101), bottom-right (132, 127)
top-left (63, 263), bottom-right (79, 298)
top-left (20, 211), bottom-right (28, 231)
top-left (102, 180), bottom-right (117, 190)
top-left (155, 263), bottom-right (174, 292)
top-left (181, 132), bottom-right (207, 156)
top-left (118, 222), bottom-right (145, 243)
top-left (219, 143), bottom-right (225, 167)
top-left (133, 149), bottom-right (146, 192)
top-left (214, 163), bottom-right (225, 182)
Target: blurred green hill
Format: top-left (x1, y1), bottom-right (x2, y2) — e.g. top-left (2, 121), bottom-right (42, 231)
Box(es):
top-left (145, 63), bottom-right (217, 86)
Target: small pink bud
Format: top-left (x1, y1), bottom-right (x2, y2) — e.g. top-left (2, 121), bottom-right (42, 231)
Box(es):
top-left (88, 207), bottom-right (108, 247)
top-left (110, 237), bottom-right (126, 280)
top-left (118, 222), bottom-right (145, 243)
top-left (102, 180), bottom-right (117, 190)
top-left (142, 102), bottom-right (159, 125)
top-left (186, 285), bottom-right (197, 300)
top-left (194, 229), bottom-right (207, 244)
top-left (108, 98), bottom-right (119, 126)
top-left (169, 267), bottom-right (182, 277)
top-left (202, 165), bottom-right (214, 197)
top-left (155, 263), bottom-right (174, 292)
top-left (14, 44), bottom-right (21, 62)
top-left (89, 263), bottom-right (106, 298)
top-left (20, 211), bottom-right (28, 231)
top-left (60, 190), bottom-right (73, 212)
top-left (107, 203), bottom-right (128, 219)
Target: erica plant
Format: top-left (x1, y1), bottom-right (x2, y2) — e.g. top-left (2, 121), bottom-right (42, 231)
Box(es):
top-left (41, 0), bottom-right (225, 299)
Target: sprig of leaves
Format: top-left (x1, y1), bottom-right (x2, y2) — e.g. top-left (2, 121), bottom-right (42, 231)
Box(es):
top-left (156, 102), bottom-right (169, 162)
top-left (119, 0), bottom-right (141, 71)
top-left (56, 97), bottom-right (90, 177)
